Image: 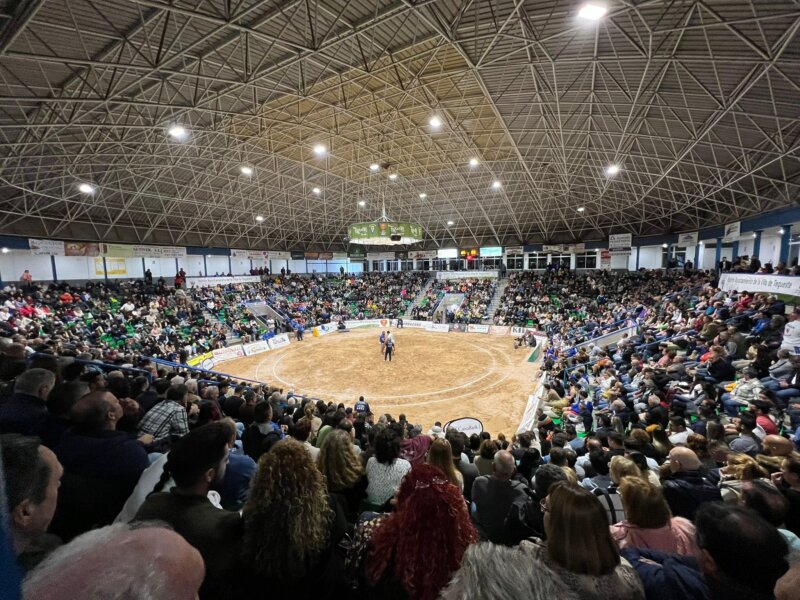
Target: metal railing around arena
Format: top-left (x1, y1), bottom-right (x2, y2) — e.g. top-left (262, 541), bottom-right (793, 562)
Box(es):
top-left (145, 356), bottom-right (267, 387)
top-left (31, 353), bottom-right (153, 383)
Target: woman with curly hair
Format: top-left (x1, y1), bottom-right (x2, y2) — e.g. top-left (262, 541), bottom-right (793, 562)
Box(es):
top-left (242, 439), bottom-right (347, 598)
top-left (317, 429), bottom-right (367, 522)
top-left (719, 452), bottom-right (770, 503)
top-left (427, 438), bottom-right (463, 491)
top-left (355, 463), bottom-right (476, 600)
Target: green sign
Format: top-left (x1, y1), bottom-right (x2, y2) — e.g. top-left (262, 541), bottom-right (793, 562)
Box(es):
top-left (348, 222), bottom-right (423, 243)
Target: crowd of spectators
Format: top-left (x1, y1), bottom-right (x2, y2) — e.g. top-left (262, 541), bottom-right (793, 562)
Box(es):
top-left (410, 278), bottom-right (497, 323)
top-left (3, 265), bottom-right (800, 599)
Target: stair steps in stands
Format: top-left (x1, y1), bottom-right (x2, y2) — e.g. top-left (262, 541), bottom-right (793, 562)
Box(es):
top-left (404, 274), bottom-right (435, 317)
top-left (483, 278), bottom-right (509, 323)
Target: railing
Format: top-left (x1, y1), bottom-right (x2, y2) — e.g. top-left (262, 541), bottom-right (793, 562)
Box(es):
top-left (562, 315), bottom-right (637, 344)
top-left (146, 356), bottom-right (266, 386)
top-left (31, 353), bottom-right (153, 383)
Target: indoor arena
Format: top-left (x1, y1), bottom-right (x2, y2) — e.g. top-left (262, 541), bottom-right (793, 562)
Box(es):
top-left (1, 1), bottom-right (799, 599)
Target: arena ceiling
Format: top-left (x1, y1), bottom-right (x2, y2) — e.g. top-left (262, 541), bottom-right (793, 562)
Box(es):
top-left (0, 0), bottom-right (798, 250)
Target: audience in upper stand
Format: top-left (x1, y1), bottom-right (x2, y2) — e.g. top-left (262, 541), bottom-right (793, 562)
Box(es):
top-left (5, 265), bottom-right (800, 599)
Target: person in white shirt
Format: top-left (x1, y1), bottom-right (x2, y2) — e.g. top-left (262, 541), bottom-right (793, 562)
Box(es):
top-left (781, 310), bottom-right (800, 354)
top-left (667, 416), bottom-right (691, 446)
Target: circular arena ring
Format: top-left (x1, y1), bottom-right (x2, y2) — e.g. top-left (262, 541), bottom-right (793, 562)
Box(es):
top-left (216, 327), bottom-right (540, 435)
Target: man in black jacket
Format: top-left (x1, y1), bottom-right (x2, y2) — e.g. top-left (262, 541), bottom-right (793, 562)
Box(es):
top-left (446, 429), bottom-right (479, 501)
top-left (662, 447), bottom-right (722, 520)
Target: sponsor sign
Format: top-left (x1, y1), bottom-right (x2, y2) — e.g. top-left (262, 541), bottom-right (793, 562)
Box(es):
top-left (445, 417), bottom-right (483, 435)
top-left (161, 246), bottom-right (187, 258)
top-left (345, 319), bottom-right (383, 329)
top-left (186, 276), bottom-right (260, 288)
top-left (242, 341), bottom-right (270, 356)
top-left (600, 250), bottom-right (611, 270)
top-left (313, 323), bottom-right (337, 337)
top-left (212, 345), bottom-right (245, 362)
top-left (410, 250), bottom-right (437, 259)
top-left (450, 323), bottom-right (467, 333)
top-left (267, 333), bottom-right (291, 350)
top-left (723, 221), bottom-right (741, 242)
top-left (270, 251), bottom-right (291, 260)
top-left (479, 246), bottom-right (502, 257)
top-left (467, 324), bottom-right (490, 334)
top-left (29, 239), bottom-right (65, 255)
top-left (719, 273), bottom-right (800, 297)
top-left (505, 246), bottom-right (524, 255)
top-left (366, 252), bottom-right (395, 261)
top-left (517, 391), bottom-right (543, 435)
top-left (609, 249), bottom-right (632, 256)
top-left (489, 325), bottom-right (511, 335)
top-left (609, 233), bottom-right (632, 250)
top-left (426, 323), bottom-right (450, 333)
top-left (435, 270), bottom-right (498, 280)
top-left (65, 242), bottom-right (100, 256)
top-left (97, 243), bottom-right (186, 258)
top-left (401, 320), bottom-right (428, 329)
top-left (290, 251), bottom-right (305, 260)
top-left (677, 231), bottom-right (698, 246)
top-left (187, 351), bottom-right (213, 367)
top-left (231, 249), bottom-right (269, 260)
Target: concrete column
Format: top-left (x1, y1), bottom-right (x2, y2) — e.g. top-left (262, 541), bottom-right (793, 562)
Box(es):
top-left (635, 246), bottom-right (640, 270)
top-left (732, 240), bottom-right (739, 260)
top-left (780, 226), bottom-right (792, 266)
top-left (715, 238), bottom-right (723, 269)
top-left (753, 230), bottom-right (762, 260)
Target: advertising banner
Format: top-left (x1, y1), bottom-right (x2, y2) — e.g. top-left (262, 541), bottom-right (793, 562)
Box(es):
top-left (467, 324), bottom-right (490, 334)
top-left (345, 319), bottom-right (383, 329)
top-left (401, 320), bottom-right (428, 329)
top-left (366, 252), bottom-right (395, 261)
top-left (161, 246), bottom-right (187, 258)
top-left (348, 222), bottom-right (424, 244)
top-left (719, 273), bottom-right (800, 297)
top-left (610, 249), bottom-right (632, 256)
top-left (267, 333), bottom-right (291, 350)
top-left (270, 251), bottom-right (291, 260)
top-left (65, 242), bottom-right (100, 256)
top-left (516, 390), bottom-right (543, 435)
top-left (313, 323), bottom-right (337, 337)
top-left (186, 276), bottom-right (260, 288)
top-left (505, 246), bottom-right (524, 255)
top-left (231, 249), bottom-right (269, 260)
top-left (444, 417), bottom-right (483, 435)
top-left (212, 346), bottom-right (245, 362)
top-left (410, 250), bottom-right (437, 259)
top-left (98, 243), bottom-right (185, 258)
top-left (29, 239), bottom-right (65, 255)
top-left (450, 323), bottom-right (467, 333)
top-left (242, 341), bottom-right (270, 356)
top-left (436, 270), bottom-right (498, 280)
top-left (600, 250), bottom-right (611, 270)
top-left (677, 231), bottom-right (698, 246)
top-left (723, 221), bottom-right (741, 242)
top-left (426, 323), bottom-right (450, 333)
top-left (489, 325), bottom-right (511, 335)
top-left (609, 233), bottom-right (632, 250)
top-left (187, 351), bottom-right (214, 368)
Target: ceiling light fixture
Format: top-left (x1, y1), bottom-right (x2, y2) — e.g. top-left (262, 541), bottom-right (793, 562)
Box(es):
top-left (78, 183), bottom-right (95, 194)
top-left (577, 206), bottom-right (585, 212)
top-left (578, 2), bottom-right (607, 20)
top-left (752, 232), bottom-right (758, 238)
top-left (313, 144), bottom-right (327, 156)
top-left (429, 116), bottom-right (442, 128)
top-left (370, 163), bottom-right (380, 172)
top-left (388, 173), bottom-right (398, 181)
top-left (447, 220), bottom-right (454, 226)
top-left (606, 164), bottom-right (620, 176)
top-left (1, 247), bottom-right (8, 254)
top-left (469, 158), bottom-right (479, 167)
top-left (255, 215), bottom-right (264, 222)
top-left (240, 166), bottom-right (253, 176)
top-left (168, 125), bottom-right (187, 139)
top-left (419, 193), bottom-right (427, 199)
top-left (492, 180), bottom-right (502, 189)
top-left (699, 241), bottom-right (704, 246)
top-left (780, 228), bottom-right (786, 235)
top-left (312, 187), bottom-right (321, 195)
top-left (206, 254), bottom-right (212, 258)
top-left (358, 201), bottom-right (366, 207)
top-left (662, 243), bottom-right (669, 248)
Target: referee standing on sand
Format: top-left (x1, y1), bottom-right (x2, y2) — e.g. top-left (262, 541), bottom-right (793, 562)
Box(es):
top-left (384, 332), bottom-right (396, 362)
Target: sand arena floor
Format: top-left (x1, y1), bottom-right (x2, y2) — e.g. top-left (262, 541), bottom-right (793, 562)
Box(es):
top-left (217, 328), bottom-right (540, 435)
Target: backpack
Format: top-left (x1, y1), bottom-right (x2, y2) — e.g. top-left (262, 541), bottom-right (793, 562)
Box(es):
top-left (593, 486), bottom-right (625, 524)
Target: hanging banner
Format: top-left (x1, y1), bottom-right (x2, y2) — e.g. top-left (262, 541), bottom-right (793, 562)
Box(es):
top-left (677, 231), bottom-right (698, 246)
top-left (505, 246), bottom-right (524, 255)
top-left (267, 333), bottom-right (291, 350)
top-left (600, 250), bottom-right (611, 270)
top-left (719, 273), bottom-right (800, 297)
top-left (65, 242), bottom-right (100, 256)
top-left (231, 249), bottom-right (269, 260)
top-left (410, 250), bottom-right (437, 259)
top-left (104, 257), bottom-right (128, 276)
top-left (161, 246), bottom-right (187, 258)
top-left (185, 276), bottom-right (260, 288)
top-left (29, 239), bottom-right (65, 255)
top-left (269, 251), bottom-right (291, 260)
top-left (723, 221), bottom-right (741, 242)
top-left (444, 417), bottom-right (483, 435)
top-left (609, 233), bottom-right (632, 250)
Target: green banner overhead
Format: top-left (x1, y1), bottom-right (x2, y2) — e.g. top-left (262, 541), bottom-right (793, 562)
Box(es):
top-left (348, 221), bottom-right (424, 245)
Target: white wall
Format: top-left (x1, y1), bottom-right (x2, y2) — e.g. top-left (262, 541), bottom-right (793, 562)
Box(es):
top-left (144, 257), bottom-right (177, 278)
top-left (738, 239), bottom-right (754, 257)
top-left (179, 256), bottom-right (204, 276)
top-left (628, 248), bottom-right (639, 271)
top-left (106, 257), bottom-right (144, 280)
top-left (637, 246), bottom-right (662, 269)
top-left (251, 258), bottom-right (268, 270)
top-left (759, 235), bottom-right (781, 266)
top-left (54, 256), bottom-right (95, 280)
top-left (0, 251), bottom-right (53, 283)
top-left (269, 259), bottom-right (287, 274)
top-left (230, 257), bottom-right (250, 275)
top-left (206, 256), bottom-right (229, 275)
top-left (610, 253), bottom-right (628, 269)
top-left (288, 259), bottom-right (306, 274)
